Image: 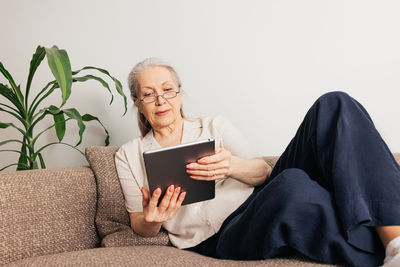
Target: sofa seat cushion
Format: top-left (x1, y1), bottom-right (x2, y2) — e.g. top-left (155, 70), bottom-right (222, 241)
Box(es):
top-left (5, 246), bottom-right (340, 267)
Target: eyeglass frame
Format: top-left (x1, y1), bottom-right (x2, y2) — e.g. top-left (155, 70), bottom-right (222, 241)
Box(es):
top-left (137, 89), bottom-right (181, 104)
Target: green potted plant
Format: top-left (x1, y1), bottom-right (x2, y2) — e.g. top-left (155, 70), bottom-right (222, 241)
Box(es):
top-left (0, 45), bottom-right (128, 171)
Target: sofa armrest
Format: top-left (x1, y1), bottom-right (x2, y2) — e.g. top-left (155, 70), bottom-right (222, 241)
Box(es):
top-left (0, 166), bottom-right (99, 265)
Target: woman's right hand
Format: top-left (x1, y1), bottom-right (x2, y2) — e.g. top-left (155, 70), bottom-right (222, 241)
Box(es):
top-left (140, 185), bottom-right (186, 223)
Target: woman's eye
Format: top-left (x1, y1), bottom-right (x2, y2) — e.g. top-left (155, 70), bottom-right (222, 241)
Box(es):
top-left (144, 93), bottom-right (153, 97)
top-left (164, 88), bottom-right (173, 91)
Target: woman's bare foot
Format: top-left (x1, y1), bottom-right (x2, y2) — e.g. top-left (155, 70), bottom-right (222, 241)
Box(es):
top-left (376, 226), bottom-right (400, 247)
top-left (376, 226), bottom-right (400, 266)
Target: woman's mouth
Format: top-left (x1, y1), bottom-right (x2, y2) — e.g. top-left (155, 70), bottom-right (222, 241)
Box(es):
top-left (155, 109), bottom-right (170, 116)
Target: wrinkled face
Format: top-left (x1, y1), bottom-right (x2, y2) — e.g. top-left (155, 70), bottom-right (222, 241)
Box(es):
top-left (136, 66), bottom-right (182, 130)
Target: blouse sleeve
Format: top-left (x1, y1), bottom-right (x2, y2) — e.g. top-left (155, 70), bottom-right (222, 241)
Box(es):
top-left (114, 146), bottom-right (144, 213)
top-left (214, 115), bottom-right (259, 160)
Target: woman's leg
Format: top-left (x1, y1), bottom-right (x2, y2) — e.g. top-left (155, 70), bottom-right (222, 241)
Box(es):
top-left (188, 91), bottom-right (400, 265)
top-left (194, 168), bottom-right (380, 266)
top-left (257, 91), bottom-right (400, 262)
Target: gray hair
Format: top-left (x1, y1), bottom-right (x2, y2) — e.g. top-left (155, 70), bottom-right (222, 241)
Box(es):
top-left (128, 57), bottom-right (182, 100)
top-left (127, 58), bottom-right (185, 137)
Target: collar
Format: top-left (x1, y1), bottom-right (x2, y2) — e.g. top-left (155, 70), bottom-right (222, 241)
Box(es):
top-left (142, 117), bottom-right (202, 151)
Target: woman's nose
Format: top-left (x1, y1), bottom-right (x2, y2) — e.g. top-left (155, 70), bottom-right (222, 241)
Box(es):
top-left (155, 95), bottom-right (166, 105)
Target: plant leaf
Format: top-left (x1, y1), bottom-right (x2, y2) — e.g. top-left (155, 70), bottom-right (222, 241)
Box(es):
top-left (0, 102), bottom-right (20, 114)
top-left (63, 108), bottom-right (85, 146)
top-left (29, 107), bottom-right (51, 134)
top-left (30, 104), bottom-right (70, 144)
top-left (73, 75), bottom-right (114, 104)
top-left (0, 105), bottom-right (27, 127)
top-left (0, 139), bottom-right (28, 170)
top-left (0, 121), bottom-right (30, 139)
top-left (26, 46), bottom-right (46, 108)
top-left (82, 113), bottom-right (110, 146)
top-left (0, 122), bottom-right (10, 129)
top-left (0, 139), bottom-right (24, 146)
top-left (30, 105), bottom-right (71, 146)
top-left (73, 66), bottom-right (127, 115)
top-left (1, 163), bottom-right (30, 172)
top-left (0, 82), bottom-right (15, 101)
top-left (29, 81), bottom-right (58, 120)
top-left (49, 105), bottom-right (66, 141)
top-left (0, 83), bottom-right (25, 115)
top-left (0, 61), bottom-right (24, 105)
top-left (45, 46), bottom-right (72, 106)
top-left (34, 141), bottom-right (85, 158)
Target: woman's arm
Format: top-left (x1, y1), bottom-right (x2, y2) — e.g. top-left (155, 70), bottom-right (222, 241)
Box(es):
top-left (229, 156), bottom-right (271, 186)
top-left (129, 212), bottom-right (163, 237)
top-left (129, 185), bottom-right (186, 237)
top-left (186, 148), bottom-right (272, 186)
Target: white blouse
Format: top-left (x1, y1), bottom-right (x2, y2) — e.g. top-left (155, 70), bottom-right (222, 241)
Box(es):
top-left (114, 115), bottom-right (259, 249)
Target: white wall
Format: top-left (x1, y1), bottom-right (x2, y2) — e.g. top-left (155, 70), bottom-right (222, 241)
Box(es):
top-left (1, 0), bottom-right (399, 171)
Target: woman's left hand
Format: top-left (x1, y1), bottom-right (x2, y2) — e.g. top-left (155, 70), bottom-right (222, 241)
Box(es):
top-left (186, 147), bottom-right (232, 180)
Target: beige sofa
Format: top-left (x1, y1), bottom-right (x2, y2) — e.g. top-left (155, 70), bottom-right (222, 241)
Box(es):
top-left (1, 146), bottom-right (399, 266)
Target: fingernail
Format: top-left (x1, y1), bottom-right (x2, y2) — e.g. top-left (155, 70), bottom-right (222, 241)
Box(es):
top-left (169, 185), bottom-right (174, 192)
top-left (176, 187), bottom-right (181, 192)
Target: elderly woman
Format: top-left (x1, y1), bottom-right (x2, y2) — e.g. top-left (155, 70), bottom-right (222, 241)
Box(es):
top-left (115, 58), bottom-right (400, 267)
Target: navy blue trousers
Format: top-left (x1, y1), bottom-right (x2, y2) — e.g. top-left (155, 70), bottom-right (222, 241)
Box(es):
top-left (186, 91), bottom-right (400, 266)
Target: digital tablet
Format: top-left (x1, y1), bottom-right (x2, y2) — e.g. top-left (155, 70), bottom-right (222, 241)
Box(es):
top-left (143, 138), bottom-right (215, 206)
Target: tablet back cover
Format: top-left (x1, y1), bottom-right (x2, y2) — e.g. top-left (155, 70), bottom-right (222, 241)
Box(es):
top-left (143, 139), bottom-right (215, 206)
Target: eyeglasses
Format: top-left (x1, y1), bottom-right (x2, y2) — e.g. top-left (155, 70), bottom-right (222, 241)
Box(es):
top-left (139, 90), bottom-right (180, 104)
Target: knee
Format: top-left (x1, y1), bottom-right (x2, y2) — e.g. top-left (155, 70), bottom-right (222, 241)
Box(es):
top-left (268, 169), bottom-right (330, 210)
top-left (256, 168), bottom-right (330, 214)
top-left (317, 90), bottom-right (353, 106)
top-left (278, 168), bottom-right (309, 182)
top-left (270, 168), bottom-right (312, 198)
top-left (312, 90), bottom-right (364, 123)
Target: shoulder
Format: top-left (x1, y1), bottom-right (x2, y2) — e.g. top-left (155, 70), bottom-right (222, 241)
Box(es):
top-left (115, 136), bottom-right (144, 160)
top-left (118, 136), bottom-right (143, 152)
top-left (198, 115), bottom-right (233, 131)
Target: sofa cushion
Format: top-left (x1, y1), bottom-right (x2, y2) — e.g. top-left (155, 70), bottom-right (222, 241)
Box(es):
top-left (85, 146), bottom-right (169, 247)
top-left (5, 246), bottom-right (339, 267)
top-left (0, 166), bottom-right (99, 265)
top-left (391, 153), bottom-right (400, 165)
top-left (263, 156), bottom-right (280, 169)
